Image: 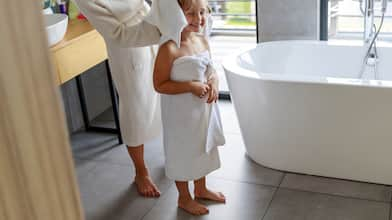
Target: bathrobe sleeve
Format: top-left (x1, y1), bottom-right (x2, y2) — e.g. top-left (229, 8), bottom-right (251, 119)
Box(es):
top-left (74, 0), bottom-right (160, 47)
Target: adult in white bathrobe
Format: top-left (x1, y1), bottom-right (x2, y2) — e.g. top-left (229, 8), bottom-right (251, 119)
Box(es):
top-left (74, 0), bottom-right (162, 197)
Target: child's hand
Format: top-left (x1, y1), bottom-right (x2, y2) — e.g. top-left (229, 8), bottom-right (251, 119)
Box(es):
top-left (206, 76), bottom-right (219, 103)
top-left (206, 83), bottom-right (218, 103)
top-left (190, 81), bottom-right (210, 98)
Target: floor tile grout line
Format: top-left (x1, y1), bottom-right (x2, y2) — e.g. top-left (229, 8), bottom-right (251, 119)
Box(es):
top-left (74, 160), bottom-right (105, 188)
top-left (211, 174), bottom-right (391, 204)
top-left (261, 173), bottom-right (391, 220)
top-left (389, 202), bottom-right (392, 220)
top-left (82, 162), bottom-right (100, 177)
top-left (390, 191), bottom-right (392, 203)
top-left (278, 186), bottom-right (391, 204)
top-left (277, 172), bottom-right (287, 187)
top-left (77, 160), bottom-right (167, 177)
top-left (77, 159), bottom-right (392, 205)
top-left (72, 132), bottom-right (392, 215)
top-left (73, 157), bottom-right (125, 165)
top-left (74, 157), bottom-right (165, 169)
top-left (140, 182), bottom-right (175, 220)
top-left (72, 141), bottom-right (120, 158)
top-left (260, 185), bottom-right (280, 220)
top-left (74, 158), bottom-right (100, 173)
top-left (209, 175), bottom-right (282, 189)
top-left (260, 173), bottom-right (287, 220)
top-left (75, 164), bottom-right (100, 185)
top-left (75, 152), bottom-right (392, 204)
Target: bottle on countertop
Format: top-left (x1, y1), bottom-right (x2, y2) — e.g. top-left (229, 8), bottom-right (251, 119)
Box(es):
top-left (57, 0), bottom-right (67, 14)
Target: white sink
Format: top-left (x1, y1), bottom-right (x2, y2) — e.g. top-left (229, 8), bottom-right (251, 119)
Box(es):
top-left (44, 13), bottom-right (68, 47)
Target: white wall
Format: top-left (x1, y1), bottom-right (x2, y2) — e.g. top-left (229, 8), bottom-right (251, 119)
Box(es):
top-left (257, 0), bottom-right (320, 42)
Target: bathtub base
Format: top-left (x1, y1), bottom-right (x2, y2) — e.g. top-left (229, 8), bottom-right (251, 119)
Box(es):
top-left (244, 144), bottom-right (392, 185)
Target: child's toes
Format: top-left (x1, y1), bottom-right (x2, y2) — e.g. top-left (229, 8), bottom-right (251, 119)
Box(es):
top-left (178, 199), bottom-right (209, 216)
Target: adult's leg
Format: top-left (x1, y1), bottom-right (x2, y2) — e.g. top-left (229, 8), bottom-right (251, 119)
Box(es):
top-left (127, 144), bottom-right (160, 197)
top-left (175, 181), bottom-right (209, 215)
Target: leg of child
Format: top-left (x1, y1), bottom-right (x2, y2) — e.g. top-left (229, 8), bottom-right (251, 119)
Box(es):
top-left (194, 177), bottom-right (226, 203)
top-left (175, 181), bottom-right (209, 215)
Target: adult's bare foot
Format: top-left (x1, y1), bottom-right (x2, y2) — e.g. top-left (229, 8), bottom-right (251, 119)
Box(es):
top-left (194, 188), bottom-right (226, 203)
top-left (134, 175), bottom-right (161, 197)
top-left (178, 196), bottom-right (209, 215)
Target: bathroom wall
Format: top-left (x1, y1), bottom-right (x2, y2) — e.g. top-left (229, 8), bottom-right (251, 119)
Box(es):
top-left (257, 0), bottom-right (320, 42)
top-left (60, 62), bottom-right (111, 133)
top-left (60, 0), bottom-right (320, 133)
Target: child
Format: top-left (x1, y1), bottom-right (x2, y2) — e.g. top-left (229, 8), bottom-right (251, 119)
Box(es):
top-left (152, 0), bottom-right (226, 216)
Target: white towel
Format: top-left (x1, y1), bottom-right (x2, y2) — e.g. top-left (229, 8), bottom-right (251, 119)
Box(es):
top-left (145, 0), bottom-right (187, 48)
top-left (205, 103), bottom-right (225, 153)
top-left (160, 50), bottom-right (224, 180)
top-left (145, 0), bottom-right (213, 47)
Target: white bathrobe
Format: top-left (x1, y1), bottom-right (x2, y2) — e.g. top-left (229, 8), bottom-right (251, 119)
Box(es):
top-left (74, 0), bottom-right (161, 146)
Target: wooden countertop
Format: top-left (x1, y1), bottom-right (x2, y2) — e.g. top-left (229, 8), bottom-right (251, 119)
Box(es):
top-left (50, 19), bottom-right (107, 85)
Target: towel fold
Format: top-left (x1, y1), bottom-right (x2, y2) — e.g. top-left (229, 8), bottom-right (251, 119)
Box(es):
top-left (205, 103), bottom-right (225, 153)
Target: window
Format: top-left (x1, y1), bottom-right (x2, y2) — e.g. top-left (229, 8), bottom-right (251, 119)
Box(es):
top-left (208, 0), bottom-right (256, 32)
top-left (325, 0), bottom-right (392, 41)
top-left (208, 0), bottom-right (257, 94)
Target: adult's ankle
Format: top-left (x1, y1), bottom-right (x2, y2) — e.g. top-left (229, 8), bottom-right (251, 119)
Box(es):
top-left (135, 166), bottom-right (149, 177)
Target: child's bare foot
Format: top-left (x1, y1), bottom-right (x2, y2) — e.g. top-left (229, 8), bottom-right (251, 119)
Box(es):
top-left (178, 197), bottom-right (209, 215)
top-left (134, 175), bottom-right (161, 197)
top-left (194, 189), bottom-right (226, 203)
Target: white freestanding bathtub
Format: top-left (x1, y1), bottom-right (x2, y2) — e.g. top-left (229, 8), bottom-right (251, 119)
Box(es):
top-left (223, 40), bottom-right (392, 185)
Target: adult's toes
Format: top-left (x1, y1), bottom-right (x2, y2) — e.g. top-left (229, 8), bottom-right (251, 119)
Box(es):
top-left (148, 190), bottom-right (156, 197)
top-left (153, 190), bottom-right (161, 197)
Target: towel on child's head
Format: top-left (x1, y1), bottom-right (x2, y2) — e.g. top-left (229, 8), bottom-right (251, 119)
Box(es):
top-left (145, 0), bottom-right (187, 48)
top-left (145, 0), bottom-right (213, 48)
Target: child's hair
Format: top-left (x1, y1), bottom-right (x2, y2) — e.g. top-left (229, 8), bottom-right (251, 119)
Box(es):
top-left (177, 0), bottom-right (212, 13)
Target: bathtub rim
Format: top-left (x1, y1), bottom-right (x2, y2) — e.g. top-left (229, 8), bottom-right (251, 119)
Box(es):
top-left (222, 40), bottom-right (392, 89)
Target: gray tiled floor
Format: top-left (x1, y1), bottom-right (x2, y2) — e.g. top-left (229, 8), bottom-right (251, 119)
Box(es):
top-left (264, 188), bottom-right (390, 220)
top-left (71, 100), bottom-right (392, 220)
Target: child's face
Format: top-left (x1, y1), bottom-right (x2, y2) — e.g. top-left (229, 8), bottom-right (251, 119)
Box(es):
top-left (181, 0), bottom-right (208, 33)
